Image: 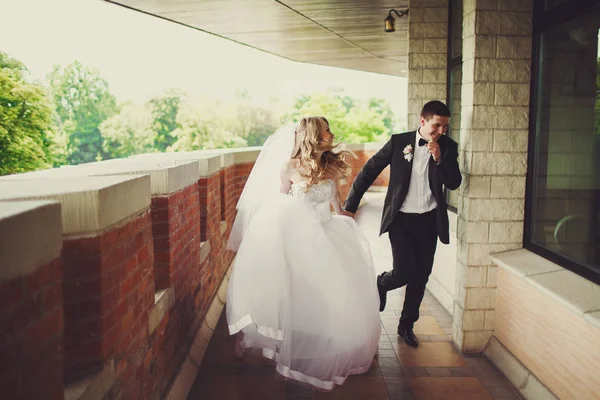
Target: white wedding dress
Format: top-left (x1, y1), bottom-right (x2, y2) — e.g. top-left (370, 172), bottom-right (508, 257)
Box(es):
top-left (226, 178), bottom-right (381, 391)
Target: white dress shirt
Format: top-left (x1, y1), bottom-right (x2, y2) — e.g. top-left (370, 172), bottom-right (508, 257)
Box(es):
top-left (399, 129), bottom-right (438, 214)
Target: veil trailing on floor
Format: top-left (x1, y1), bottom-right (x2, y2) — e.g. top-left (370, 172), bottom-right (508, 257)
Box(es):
top-left (226, 123), bottom-right (297, 251)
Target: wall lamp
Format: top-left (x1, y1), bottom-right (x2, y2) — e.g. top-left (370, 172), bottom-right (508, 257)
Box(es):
top-left (384, 9), bottom-right (409, 33)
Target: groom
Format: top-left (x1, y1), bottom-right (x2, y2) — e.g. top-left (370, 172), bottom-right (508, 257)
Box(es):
top-left (343, 100), bottom-right (461, 348)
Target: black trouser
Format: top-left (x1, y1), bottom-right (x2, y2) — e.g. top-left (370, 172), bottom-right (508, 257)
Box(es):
top-left (379, 209), bottom-right (438, 329)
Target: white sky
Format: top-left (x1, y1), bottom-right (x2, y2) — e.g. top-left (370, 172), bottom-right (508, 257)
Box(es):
top-left (0, 0), bottom-right (408, 115)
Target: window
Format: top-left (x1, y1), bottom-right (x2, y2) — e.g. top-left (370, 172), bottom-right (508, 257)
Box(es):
top-left (526, 0), bottom-right (600, 284)
top-left (446, 0), bottom-right (462, 210)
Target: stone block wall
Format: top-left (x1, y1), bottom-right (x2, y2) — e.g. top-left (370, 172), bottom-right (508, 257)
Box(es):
top-left (407, 0), bottom-right (449, 128)
top-left (453, 0), bottom-right (533, 352)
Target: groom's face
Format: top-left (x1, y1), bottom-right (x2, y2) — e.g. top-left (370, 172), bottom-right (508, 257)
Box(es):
top-left (420, 114), bottom-right (450, 142)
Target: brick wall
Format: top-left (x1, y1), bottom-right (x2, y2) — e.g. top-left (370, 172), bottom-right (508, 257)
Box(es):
top-left (0, 146), bottom-right (385, 400)
top-left (339, 150), bottom-right (390, 204)
top-left (0, 257), bottom-right (64, 399)
top-left (150, 184), bottom-right (201, 291)
top-left (62, 210), bottom-right (154, 380)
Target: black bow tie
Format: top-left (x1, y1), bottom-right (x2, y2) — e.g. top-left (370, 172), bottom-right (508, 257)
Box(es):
top-left (418, 138), bottom-right (428, 147)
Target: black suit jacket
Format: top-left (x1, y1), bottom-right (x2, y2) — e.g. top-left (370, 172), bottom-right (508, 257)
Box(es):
top-left (344, 131), bottom-right (461, 244)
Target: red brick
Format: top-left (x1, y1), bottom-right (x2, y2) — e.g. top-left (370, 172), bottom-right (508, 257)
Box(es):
top-left (23, 308), bottom-right (63, 349)
top-left (64, 277), bottom-right (101, 301)
top-left (24, 258), bottom-right (61, 294)
top-left (0, 278), bottom-right (23, 313)
top-left (42, 283), bottom-right (62, 312)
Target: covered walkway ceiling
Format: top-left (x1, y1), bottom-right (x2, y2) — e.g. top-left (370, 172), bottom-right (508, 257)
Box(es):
top-left (105, 0), bottom-right (409, 77)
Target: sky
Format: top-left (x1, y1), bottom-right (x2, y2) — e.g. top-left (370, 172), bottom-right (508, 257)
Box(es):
top-left (0, 0), bottom-right (408, 116)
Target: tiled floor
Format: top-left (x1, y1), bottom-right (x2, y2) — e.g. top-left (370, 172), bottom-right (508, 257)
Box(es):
top-left (188, 193), bottom-right (524, 400)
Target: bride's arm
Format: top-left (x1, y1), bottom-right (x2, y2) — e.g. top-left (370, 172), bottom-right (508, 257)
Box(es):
top-left (331, 176), bottom-right (343, 215)
top-left (280, 161), bottom-right (293, 194)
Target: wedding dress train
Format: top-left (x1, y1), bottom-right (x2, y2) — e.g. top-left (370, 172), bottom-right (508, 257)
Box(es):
top-left (226, 179), bottom-right (381, 391)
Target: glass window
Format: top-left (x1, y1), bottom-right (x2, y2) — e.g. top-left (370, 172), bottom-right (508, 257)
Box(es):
top-left (528, 9), bottom-right (600, 279)
top-left (544, 0), bottom-right (572, 11)
top-left (447, 64), bottom-right (462, 210)
top-left (450, 0), bottom-right (463, 59)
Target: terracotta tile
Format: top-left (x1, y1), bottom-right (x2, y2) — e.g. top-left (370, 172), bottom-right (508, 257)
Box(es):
top-left (383, 377), bottom-right (416, 400)
top-left (349, 376), bottom-right (389, 399)
top-left (190, 373), bottom-right (286, 400)
top-left (408, 377), bottom-right (493, 400)
top-left (436, 320), bottom-right (452, 328)
top-left (378, 349), bottom-right (398, 358)
top-left (286, 382), bottom-right (313, 399)
top-left (394, 342), bottom-right (467, 367)
top-left (378, 341), bottom-right (394, 350)
top-left (377, 356), bottom-right (401, 367)
top-left (486, 385), bottom-right (523, 399)
top-left (426, 367), bottom-right (452, 377)
top-left (413, 316), bottom-right (445, 335)
top-left (428, 334), bottom-right (452, 342)
top-left (449, 367), bottom-right (475, 377)
top-left (380, 364), bottom-right (405, 378)
top-left (313, 376), bottom-right (388, 400)
top-left (403, 367), bottom-right (429, 377)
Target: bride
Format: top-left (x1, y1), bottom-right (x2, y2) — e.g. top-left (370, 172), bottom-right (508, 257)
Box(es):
top-left (226, 116), bottom-right (381, 391)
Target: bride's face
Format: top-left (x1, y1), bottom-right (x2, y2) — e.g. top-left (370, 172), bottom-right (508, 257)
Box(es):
top-left (320, 123), bottom-right (334, 144)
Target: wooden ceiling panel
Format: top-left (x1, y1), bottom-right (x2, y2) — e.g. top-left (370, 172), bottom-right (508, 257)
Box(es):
top-left (106, 0), bottom-right (410, 77)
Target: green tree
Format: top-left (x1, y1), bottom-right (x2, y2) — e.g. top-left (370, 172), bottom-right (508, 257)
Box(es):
top-left (0, 52), bottom-right (54, 175)
top-left (229, 91), bottom-right (280, 146)
top-left (146, 89), bottom-right (185, 151)
top-left (47, 61), bottom-right (118, 164)
top-left (170, 99), bottom-right (248, 151)
top-left (100, 103), bottom-right (157, 158)
top-left (285, 90), bottom-right (395, 144)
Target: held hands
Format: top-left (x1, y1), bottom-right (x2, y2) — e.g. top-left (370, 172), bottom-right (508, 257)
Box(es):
top-left (341, 210), bottom-right (355, 219)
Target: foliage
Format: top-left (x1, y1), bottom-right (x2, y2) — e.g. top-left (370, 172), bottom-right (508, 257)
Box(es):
top-left (2, 53), bottom-right (403, 175)
top-left (284, 89), bottom-right (396, 143)
top-left (146, 89), bottom-right (185, 151)
top-left (170, 99), bottom-right (248, 151)
top-left (47, 61), bottom-right (118, 164)
top-left (100, 102), bottom-right (157, 158)
top-left (0, 52), bottom-right (54, 175)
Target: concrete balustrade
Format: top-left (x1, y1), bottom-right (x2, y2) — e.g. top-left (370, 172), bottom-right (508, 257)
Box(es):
top-left (0, 175), bottom-right (153, 397)
top-left (0, 201), bottom-right (64, 399)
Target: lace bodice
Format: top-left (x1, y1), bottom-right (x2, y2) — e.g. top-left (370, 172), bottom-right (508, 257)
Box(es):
top-left (289, 179), bottom-right (335, 207)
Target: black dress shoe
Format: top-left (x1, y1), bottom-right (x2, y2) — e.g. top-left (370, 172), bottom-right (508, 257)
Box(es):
top-left (397, 326), bottom-right (419, 348)
top-left (377, 275), bottom-right (387, 312)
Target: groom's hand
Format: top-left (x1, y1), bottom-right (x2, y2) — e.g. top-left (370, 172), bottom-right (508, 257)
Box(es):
top-left (427, 141), bottom-right (441, 163)
top-left (341, 210), bottom-right (355, 219)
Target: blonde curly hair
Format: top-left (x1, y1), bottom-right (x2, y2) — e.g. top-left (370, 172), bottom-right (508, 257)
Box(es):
top-left (290, 116), bottom-right (354, 189)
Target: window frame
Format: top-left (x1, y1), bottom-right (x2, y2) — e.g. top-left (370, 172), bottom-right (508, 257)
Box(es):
top-left (523, 0), bottom-right (600, 286)
top-left (445, 0), bottom-right (462, 213)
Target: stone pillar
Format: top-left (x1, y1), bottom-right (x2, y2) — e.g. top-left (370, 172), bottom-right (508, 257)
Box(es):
top-left (454, 0), bottom-right (533, 352)
top-left (407, 0), bottom-right (449, 127)
top-left (0, 201), bottom-right (64, 399)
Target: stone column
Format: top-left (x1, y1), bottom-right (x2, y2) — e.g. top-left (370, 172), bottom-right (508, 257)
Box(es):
top-left (454, 0), bottom-right (533, 352)
top-left (407, 0), bottom-right (449, 127)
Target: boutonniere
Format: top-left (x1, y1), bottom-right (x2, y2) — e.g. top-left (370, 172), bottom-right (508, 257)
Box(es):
top-left (403, 144), bottom-right (413, 162)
